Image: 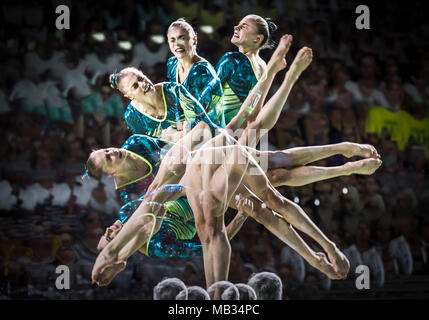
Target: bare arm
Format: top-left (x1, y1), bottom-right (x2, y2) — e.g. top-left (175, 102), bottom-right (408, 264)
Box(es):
top-left (226, 210), bottom-right (249, 240)
top-left (227, 35), bottom-right (294, 132)
top-left (226, 68), bottom-right (276, 132)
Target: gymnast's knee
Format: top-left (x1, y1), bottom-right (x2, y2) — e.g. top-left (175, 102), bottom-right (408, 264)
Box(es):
top-left (134, 214), bottom-right (158, 231)
top-left (246, 119), bottom-right (262, 133)
top-left (196, 223), bottom-right (227, 245)
top-left (267, 168), bottom-right (291, 185)
top-left (264, 189), bottom-right (294, 210)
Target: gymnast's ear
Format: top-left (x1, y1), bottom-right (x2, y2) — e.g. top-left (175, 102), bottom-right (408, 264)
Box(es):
top-left (193, 34), bottom-right (198, 46)
top-left (255, 35), bottom-right (263, 45)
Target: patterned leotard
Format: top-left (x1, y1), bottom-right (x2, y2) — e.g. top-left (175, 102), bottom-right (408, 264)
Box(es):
top-left (216, 52), bottom-right (258, 125)
top-left (167, 57), bottom-right (225, 127)
top-left (116, 134), bottom-right (202, 258)
top-left (124, 82), bottom-right (218, 137)
top-left (123, 82), bottom-right (185, 137)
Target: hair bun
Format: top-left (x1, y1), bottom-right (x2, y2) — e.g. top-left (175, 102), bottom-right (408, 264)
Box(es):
top-left (266, 19), bottom-right (278, 34)
top-left (110, 73), bottom-right (118, 89)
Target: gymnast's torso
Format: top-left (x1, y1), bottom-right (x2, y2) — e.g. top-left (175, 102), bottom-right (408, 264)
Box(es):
top-left (167, 57), bottom-right (225, 127)
top-left (115, 134), bottom-right (201, 258)
top-left (123, 82), bottom-right (186, 137)
top-left (216, 51), bottom-right (259, 124)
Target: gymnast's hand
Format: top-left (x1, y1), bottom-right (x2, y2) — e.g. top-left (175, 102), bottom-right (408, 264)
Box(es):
top-left (235, 194), bottom-right (253, 217)
top-left (97, 220), bottom-right (123, 252)
top-left (161, 122), bottom-right (189, 142)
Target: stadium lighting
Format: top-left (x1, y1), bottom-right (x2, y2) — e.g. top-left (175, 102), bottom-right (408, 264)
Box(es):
top-left (342, 187), bottom-right (349, 195)
top-left (314, 198), bottom-right (320, 207)
top-left (118, 41), bottom-right (133, 50)
top-left (293, 196), bottom-right (300, 203)
top-left (91, 32), bottom-right (106, 42)
top-left (200, 25), bottom-right (214, 34)
top-left (151, 34), bottom-right (165, 44)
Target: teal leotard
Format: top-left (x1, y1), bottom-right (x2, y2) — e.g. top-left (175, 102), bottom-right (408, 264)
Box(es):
top-left (116, 134), bottom-right (202, 258)
top-left (124, 82), bottom-right (218, 137)
top-left (167, 57), bottom-right (225, 127)
top-left (216, 52), bottom-right (258, 125)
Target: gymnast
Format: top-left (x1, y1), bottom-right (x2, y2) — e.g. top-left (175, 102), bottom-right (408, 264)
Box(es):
top-left (166, 18), bottom-right (225, 127)
top-left (95, 49), bottom-right (380, 262)
top-left (91, 35), bottom-right (381, 292)
top-left (216, 14), bottom-right (277, 124)
top-left (90, 135), bottom-right (381, 255)
top-left (90, 134), bottom-right (250, 259)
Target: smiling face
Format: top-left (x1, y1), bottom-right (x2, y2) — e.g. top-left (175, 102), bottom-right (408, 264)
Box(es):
top-left (89, 148), bottom-right (128, 176)
top-left (167, 26), bottom-right (197, 60)
top-left (117, 68), bottom-right (155, 100)
top-left (231, 16), bottom-right (262, 48)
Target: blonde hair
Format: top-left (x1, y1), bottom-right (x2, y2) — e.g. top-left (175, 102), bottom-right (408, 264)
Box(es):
top-left (86, 152), bottom-right (103, 180)
top-left (168, 18), bottom-right (196, 37)
top-left (109, 67), bottom-right (144, 91)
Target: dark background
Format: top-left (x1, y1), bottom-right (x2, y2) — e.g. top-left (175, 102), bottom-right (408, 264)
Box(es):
top-left (0, 0), bottom-right (428, 300)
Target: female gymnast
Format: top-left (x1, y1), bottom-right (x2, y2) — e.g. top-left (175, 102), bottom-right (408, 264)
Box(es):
top-left (90, 134), bottom-right (248, 259)
top-left (113, 69), bottom-right (190, 138)
top-left (97, 59), bottom-right (380, 261)
top-left (166, 19), bottom-right (225, 127)
top-left (90, 134), bottom-right (380, 256)
top-left (109, 62), bottom-right (222, 244)
top-left (216, 14), bottom-right (277, 124)
top-left (117, 18), bottom-right (225, 138)
top-left (91, 35), bottom-right (381, 291)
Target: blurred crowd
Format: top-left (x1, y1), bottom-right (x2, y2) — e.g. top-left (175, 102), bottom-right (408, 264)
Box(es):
top-left (0, 0), bottom-right (428, 299)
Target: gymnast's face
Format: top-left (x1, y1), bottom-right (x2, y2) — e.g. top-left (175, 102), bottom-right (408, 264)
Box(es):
top-left (118, 71), bottom-right (155, 100)
top-left (231, 16), bottom-right (261, 48)
top-left (167, 26), bottom-right (197, 60)
top-left (90, 148), bottom-right (128, 176)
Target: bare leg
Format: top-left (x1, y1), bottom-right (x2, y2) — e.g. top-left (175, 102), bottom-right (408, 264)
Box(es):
top-left (91, 124), bottom-right (213, 285)
top-left (267, 158), bottom-right (383, 187)
top-left (253, 182), bottom-right (349, 277)
top-left (266, 142), bottom-right (381, 169)
top-left (234, 196), bottom-right (341, 279)
top-left (226, 35), bottom-right (293, 132)
top-left (230, 46), bottom-right (350, 275)
top-left (183, 164), bottom-right (233, 297)
top-left (181, 36), bottom-right (297, 293)
top-left (248, 47), bottom-right (313, 147)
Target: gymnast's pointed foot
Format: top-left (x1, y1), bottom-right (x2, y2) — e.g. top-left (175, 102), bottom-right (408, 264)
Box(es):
top-left (314, 252), bottom-right (344, 280)
top-left (92, 251), bottom-right (126, 287)
top-left (348, 158), bottom-right (382, 175)
top-left (94, 261), bottom-right (127, 287)
top-left (326, 245), bottom-right (350, 279)
top-left (342, 142), bottom-right (381, 159)
top-left (289, 46), bottom-right (313, 77)
top-left (267, 34), bottom-right (293, 73)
